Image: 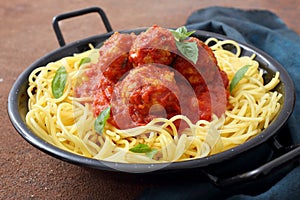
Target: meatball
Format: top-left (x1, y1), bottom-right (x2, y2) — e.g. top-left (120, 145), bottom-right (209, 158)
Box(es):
top-left (129, 25), bottom-right (177, 67)
top-left (173, 37), bottom-right (229, 120)
top-left (110, 64), bottom-right (197, 129)
top-left (97, 32), bottom-right (136, 83)
top-left (76, 32), bottom-right (135, 117)
top-left (77, 27), bottom-right (229, 128)
top-left (174, 37), bottom-right (219, 88)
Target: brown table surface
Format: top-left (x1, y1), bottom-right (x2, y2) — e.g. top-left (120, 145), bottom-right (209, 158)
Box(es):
top-left (1, 0), bottom-right (299, 199)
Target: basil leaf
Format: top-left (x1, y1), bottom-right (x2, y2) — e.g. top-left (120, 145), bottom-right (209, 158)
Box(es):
top-left (230, 64), bottom-right (251, 93)
top-left (170, 26), bottom-right (198, 64)
top-left (129, 144), bottom-right (152, 153)
top-left (78, 57), bottom-right (91, 67)
top-left (170, 26), bottom-right (195, 41)
top-left (130, 144), bottom-right (158, 159)
top-left (170, 30), bottom-right (182, 42)
top-left (94, 106), bottom-right (111, 135)
top-left (176, 41), bottom-right (198, 64)
top-left (52, 66), bottom-right (67, 98)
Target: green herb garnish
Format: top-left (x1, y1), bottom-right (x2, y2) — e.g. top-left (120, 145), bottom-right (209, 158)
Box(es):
top-left (230, 64), bottom-right (251, 93)
top-left (129, 144), bottom-right (158, 159)
top-left (170, 26), bottom-right (198, 64)
top-left (129, 144), bottom-right (152, 153)
top-left (78, 57), bottom-right (91, 67)
top-left (94, 106), bottom-right (111, 135)
top-left (170, 26), bottom-right (195, 41)
top-left (51, 66), bottom-right (67, 98)
top-left (175, 41), bottom-right (198, 64)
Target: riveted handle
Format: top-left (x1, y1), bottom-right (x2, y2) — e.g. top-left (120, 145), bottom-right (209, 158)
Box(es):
top-left (52, 7), bottom-right (113, 47)
top-left (205, 136), bottom-right (300, 188)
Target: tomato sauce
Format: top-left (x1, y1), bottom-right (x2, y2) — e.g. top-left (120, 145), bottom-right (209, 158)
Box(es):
top-left (75, 25), bottom-right (229, 130)
top-left (110, 64), bottom-right (183, 129)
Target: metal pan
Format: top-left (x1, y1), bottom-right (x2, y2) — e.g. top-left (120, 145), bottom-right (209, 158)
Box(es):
top-left (7, 7), bottom-right (297, 190)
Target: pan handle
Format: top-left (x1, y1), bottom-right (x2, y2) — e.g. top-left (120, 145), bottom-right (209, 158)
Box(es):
top-left (52, 7), bottom-right (113, 47)
top-left (204, 143), bottom-right (300, 188)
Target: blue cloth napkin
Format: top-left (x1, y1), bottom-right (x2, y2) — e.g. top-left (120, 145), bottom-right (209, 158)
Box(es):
top-left (138, 6), bottom-right (300, 200)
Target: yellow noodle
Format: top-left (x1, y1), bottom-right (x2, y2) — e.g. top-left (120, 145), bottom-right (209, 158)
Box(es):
top-left (25, 38), bottom-right (282, 163)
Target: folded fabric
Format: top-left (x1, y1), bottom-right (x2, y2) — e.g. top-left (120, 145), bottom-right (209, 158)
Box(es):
top-left (137, 6), bottom-right (300, 200)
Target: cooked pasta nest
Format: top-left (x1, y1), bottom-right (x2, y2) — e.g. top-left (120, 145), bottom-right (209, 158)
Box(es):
top-left (26, 38), bottom-right (281, 163)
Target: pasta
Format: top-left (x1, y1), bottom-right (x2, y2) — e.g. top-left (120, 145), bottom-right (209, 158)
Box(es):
top-left (26, 37), bottom-right (281, 163)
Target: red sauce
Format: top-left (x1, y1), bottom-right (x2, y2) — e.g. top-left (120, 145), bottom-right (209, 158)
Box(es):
top-left (92, 76), bottom-right (114, 116)
top-left (75, 25), bottom-right (229, 130)
top-left (173, 37), bottom-right (229, 121)
top-left (110, 64), bottom-right (183, 129)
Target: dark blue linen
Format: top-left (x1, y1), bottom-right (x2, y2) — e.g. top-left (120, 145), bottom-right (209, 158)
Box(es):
top-left (137, 6), bottom-right (300, 200)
